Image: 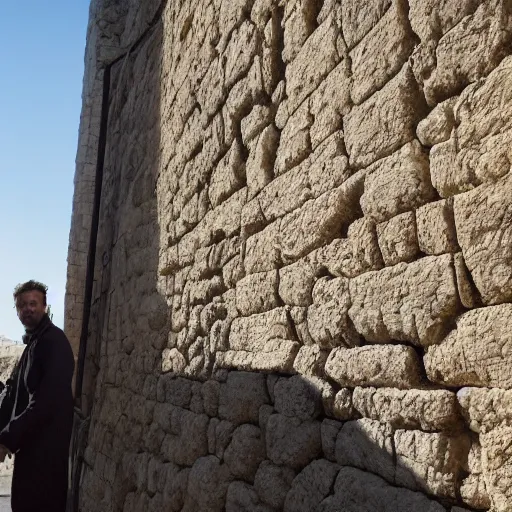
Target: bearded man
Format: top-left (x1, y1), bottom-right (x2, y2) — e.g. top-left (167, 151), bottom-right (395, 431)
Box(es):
top-left (0, 280), bottom-right (74, 512)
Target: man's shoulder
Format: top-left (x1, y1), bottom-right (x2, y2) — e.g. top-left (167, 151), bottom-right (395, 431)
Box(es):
top-left (40, 323), bottom-right (72, 350)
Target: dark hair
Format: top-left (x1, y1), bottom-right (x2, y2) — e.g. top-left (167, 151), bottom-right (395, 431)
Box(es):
top-left (13, 280), bottom-right (48, 306)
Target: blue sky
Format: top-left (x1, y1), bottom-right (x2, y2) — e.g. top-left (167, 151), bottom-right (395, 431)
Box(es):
top-left (0, 1), bottom-right (90, 341)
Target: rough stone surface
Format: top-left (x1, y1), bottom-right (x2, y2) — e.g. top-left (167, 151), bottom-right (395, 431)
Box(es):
top-left (70, 1), bottom-right (512, 510)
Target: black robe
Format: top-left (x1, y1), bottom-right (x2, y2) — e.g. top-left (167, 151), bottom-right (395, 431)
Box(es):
top-left (0, 315), bottom-right (74, 512)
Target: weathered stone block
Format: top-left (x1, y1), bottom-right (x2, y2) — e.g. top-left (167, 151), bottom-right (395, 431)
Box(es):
top-left (332, 389), bottom-right (354, 420)
top-left (336, 419), bottom-right (395, 483)
top-left (321, 419), bottom-right (343, 462)
top-left (284, 459), bottom-right (339, 512)
top-left (279, 259), bottom-right (316, 307)
top-left (394, 430), bottom-right (470, 498)
top-left (342, 0), bottom-right (391, 49)
top-left (416, 97), bottom-right (457, 147)
top-left (224, 424), bottom-right (266, 483)
top-left (349, 254), bottom-right (459, 346)
top-left (344, 64), bottom-right (427, 168)
top-left (309, 278), bottom-right (358, 349)
top-left (225, 481), bottom-right (273, 512)
top-left (353, 387), bottom-right (461, 431)
top-left (218, 372), bottom-right (269, 425)
top-left (293, 345), bottom-right (329, 377)
top-left (244, 220), bottom-right (281, 274)
top-left (284, 12), bottom-right (343, 116)
top-left (360, 141), bottom-right (434, 223)
top-left (274, 375), bottom-right (323, 421)
top-left (377, 212), bottom-right (419, 266)
top-left (254, 461), bottom-right (295, 510)
top-left (350, 0), bottom-right (414, 104)
top-left (312, 217), bottom-right (383, 278)
top-left (417, 199), bottom-right (459, 256)
top-left (320, 467), bottom-right (446, 511)
top-left (454, 175), bottom-right (512, 305)
top-left (325, 345), bottom-right (423, 389)
top-left (235, 270), bottom-right (280, 316)
top-left (266, 413), bottom-right (322, 469)
top-left (425, 304), bottom-right (512, 388)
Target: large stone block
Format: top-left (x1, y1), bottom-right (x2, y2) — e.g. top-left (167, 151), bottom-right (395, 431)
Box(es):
top-left (336, 419), bottom-right (395, 483)
top-left (254, 461), bottom-right (295, 510)
top-left (417, 199), bottom-right (459, 256)
top-left (431, 57), bottom-right (512, 196)
top-left (377, 212), bottom-right (419, 266)
top-left (425, 304), bottom-right (512, 388)
top-left (218, 372), bottom-right (269, 425)
top-left (454, 175), bottom-right (512, 305)
top-left (284, 12), bottom-right (343, 116)
top-left (307, 277), bottom-right (359, 349)
top-left (224, 424), bottom-right (266, 483)
top-left (225, 481), bottom-right (273, 512)
top-left (360, 141), bottom-right (434, 223)
top-left (266, 413), bottom-right (322, 469)
top-left (350, 0), bottom-right (414, 104)
top-left (349, 254), bottom-right (459, 346)
top-left (344, 64), bottom-right (427, 168)
top-left (235, 271), bottom-right (280, 316)
top-left (353, 387), bottom-right (461, 431)
top-left (342, 0), bottom-right (391, 49)
top-left (284, 459), bottom-right (339, 512)
top-left (274, 375), bottom-right (323, 421)
top-left (423, 0), bottom-right (512, 105)
top-left (325, 345), bottom-right (423, 389)
top-left (318, 467), bottom-right (446, 511)
top-left (394, 430), bottom-right (470, 498)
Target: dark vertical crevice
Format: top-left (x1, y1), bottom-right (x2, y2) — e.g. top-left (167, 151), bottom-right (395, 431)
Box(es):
top-left (74, 63), bottom-right (111, 408)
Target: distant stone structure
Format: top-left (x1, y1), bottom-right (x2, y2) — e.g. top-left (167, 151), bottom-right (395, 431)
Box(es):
top-left (66, 0), bottom-right (512, 511)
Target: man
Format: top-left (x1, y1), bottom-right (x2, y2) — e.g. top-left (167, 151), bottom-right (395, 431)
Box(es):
top-left (0, 280), bottom-right (74, 511)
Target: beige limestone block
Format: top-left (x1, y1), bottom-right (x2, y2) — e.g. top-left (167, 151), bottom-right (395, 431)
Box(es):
top-left (360, 141), bottom-right (434, 223)
top-left (184, 455), bottom-right (234, 512)
top-left (321, 419), bottom-right (343, 461)
top-left (480, 425), bottom-right (512, 512)
top-left (344, 64), bottom-right (427, 168)
top-left (246, 124), bottom-right (279, 200)
top-left (425, 304), bottom-right (512, 388)
top-left (350, 0), bottom-right (415, 104)
top-left (309, 60), bottom-right (351, 149)
top-left (274, 375), bottom-right (323, 421)
top-left (218, 372), bottom-right (269, 425)
top-left (417, 199), bottom-right (459, 256)
top-left (266, 413), bottom-right (321, 469)
top-left (336, 419), bottom-right (395, 483)
top-left (394, 430), bottom-right (470, 498)
top-left (307, 277), bottom-right (360, 349)
top-left (279, 185), bottom-right (356, 264)
top-left (229, 307), bottom-right (295, 352)
top-left (254, 461), bottom-right (296, 510)
top-left (461, 474), bottom-right (491, 510)
top-left (431, 57), bottom-right (512, 196)
top-left (279, 258), bottom-right (316, 307)
top-left (274, 101), bottom-right (312, 176)
top-left (241, 105), bottom-right (273, 146)
top-left (284, 12), bottom-right (343, 117)
top-left (417, 97), bottom-right (457, 147)
top-left (293, 345), bottom-right (329, 377)
top-left (161, 348), bottom-right (187, 375)
top-left (322, 466), bottom-right (446, 511)
top-left (216, 339), bottom-right (300, 373)
top-left (377, 212), bottom-right (419, 266)
top-left (332, 389), bottom-right (354, 421)
top-left (226, 481), bottom-right (273, 512)
top-left (244, 220), bottom-right (281, 275)
top-left (349, 254), bottom-right (459, 346)
top-left (259, 132), bottom-right (349, 222)
top-left (224, 424), bottom-right (266, 483)
top-left (424, 0), bottom-right (512, 105)
top-left (283, 459), bottom-right (339, 512)
top-left (341, 0), bottom-right (391, 49)
top-left (197, 57), bottom-right (225, 119)
top-left (454, 175), bottom-right (512, 305)
top-left (208, 140), bottom-right (246, 208)
top-left (235, 270), bottom-right (280, 316)
top-left (457, 387), bottom-right (512, 433)
top-left (353, 387), bottom-right (461, 431)
top-left (325, 345), bottom-right (423, 389)
top-left (282, 0), bottom-right (321, 64)
top-left (312, 217), bottom-right (383, 278)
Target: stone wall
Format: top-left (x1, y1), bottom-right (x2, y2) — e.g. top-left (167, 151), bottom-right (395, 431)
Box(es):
top-left (67, 0), bottom-right (512, 511)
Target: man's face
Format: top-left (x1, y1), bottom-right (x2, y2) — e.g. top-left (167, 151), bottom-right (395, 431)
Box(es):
top-left (15, 290), bottom-right (46, 329)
